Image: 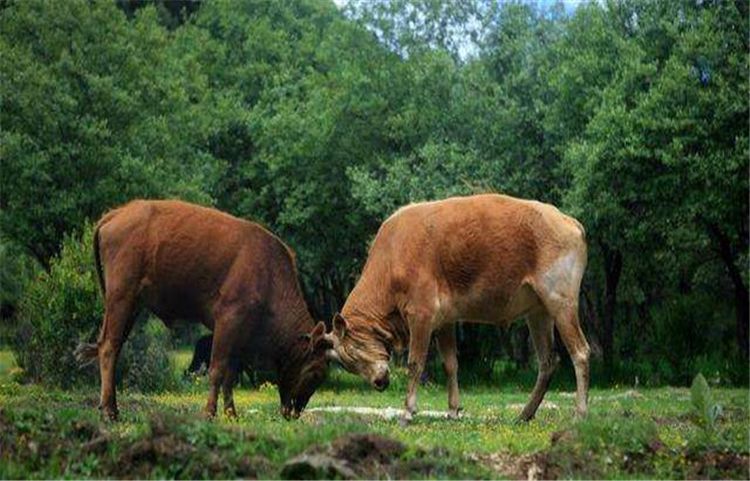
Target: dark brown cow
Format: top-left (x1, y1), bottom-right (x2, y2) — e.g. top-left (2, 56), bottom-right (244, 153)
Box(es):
top-left (75, 200), bottom-right (331, 420)
top-left (327, 194), bottom-right (590, 424)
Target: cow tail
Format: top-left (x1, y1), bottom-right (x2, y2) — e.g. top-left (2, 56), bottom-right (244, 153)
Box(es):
top-left (93, 220), bottom-right (106, 297)
top-left (74, 342), bottom-right (99, 367)
top-left (74, 218), bottom-right (108, 367)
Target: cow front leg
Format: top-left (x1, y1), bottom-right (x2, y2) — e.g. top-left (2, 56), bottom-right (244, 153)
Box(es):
top-left (401, 320), bottom-right (431, 426)
top-left (222, 365), bottom-right (238, 419)
top-left (435, 326), bottom-right (461, 419)
top-left (206, 304), bottom-right (246, 419)
top-left (205, 363), bottom-right (225, 419)
top-left (204, 335), bottom-right (232, 419)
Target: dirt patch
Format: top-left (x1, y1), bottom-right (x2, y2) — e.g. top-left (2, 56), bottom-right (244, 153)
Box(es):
top-left (282, 433), bottom-right (406, 479)
top-left (282, 433), bottom-right (471, 479)
top-left (473, 428), bottom-right (750, 480)
top-left (331, 433), bottom-right (406, 466)
top-left (683, 450), bottom-right (750, 479)
top-left (469, 452), bottom-right (551, 480)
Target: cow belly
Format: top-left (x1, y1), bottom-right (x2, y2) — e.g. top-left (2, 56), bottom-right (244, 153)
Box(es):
top-left (142, 282), bottom-right (211, 325)
top-left (442, 282), bottom-right (540, 326)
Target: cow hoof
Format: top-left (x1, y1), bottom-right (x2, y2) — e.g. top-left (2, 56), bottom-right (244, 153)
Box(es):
top-left (224, 406), bottom-right (238, 419)
top-left (399, 411), bottom-right (414, 427)
top-left (100, 407), bottom-right (119, 422)
top-left (447, 407), bottom-right (463, 420)
top-left (515, 413), bottom-right (533, 425)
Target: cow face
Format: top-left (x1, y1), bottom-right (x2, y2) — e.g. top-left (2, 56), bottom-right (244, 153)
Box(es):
top-left (279, 321), bottom-right (332, 419)
top-left (328, 313), bottom-right (391, 391)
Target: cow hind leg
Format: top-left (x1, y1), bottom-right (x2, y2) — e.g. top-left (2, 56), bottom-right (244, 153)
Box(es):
top-left (553, 304), bottom-right (590, 417)
top-left (518, 310), bottom-right (558, 422)
top-left (535, 248), bottom-right (590, 418)
top-left (435, 326), bottom-right (461, 418)
top-left (97, 287), bottom-right (139, 421)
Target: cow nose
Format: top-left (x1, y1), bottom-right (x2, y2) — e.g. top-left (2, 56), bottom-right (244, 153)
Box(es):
top-left (373, 374), bottom-right (389, 391)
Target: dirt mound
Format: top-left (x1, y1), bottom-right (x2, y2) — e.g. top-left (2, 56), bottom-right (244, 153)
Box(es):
top-left (282, 433), bottom-right (406, 479)
top-left (0, 407), bottom-right (110, 461)
top-left (473, 427), bottom-right (750, 480)
top-left (114, 415), bottom-right (265, 479)
top-left (684, 450), bottom-right (750, 479)
top-left (469, 451), bottom-right (554, 480)
top-left (330, 433), bottom-right (406, 466)
top-left (282, 433), bottom-right (468, 480)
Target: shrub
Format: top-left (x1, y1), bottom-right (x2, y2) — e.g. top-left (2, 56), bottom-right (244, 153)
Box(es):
top-left (0, 240), bottom-right (40, 337)
top-left (12, 224), bottom-right (175, 391)
top-left (119, 318), bottom-right (176, 393)
top-left (689, 373), bottom-right (724, 448)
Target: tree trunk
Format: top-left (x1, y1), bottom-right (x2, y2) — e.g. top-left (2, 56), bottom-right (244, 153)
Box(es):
top-left (708, 224), bottom-right (749, 361)
top-left (581, 286), bottom-right (603, 359)
top-left (600, 242), bottom-right (623, 375)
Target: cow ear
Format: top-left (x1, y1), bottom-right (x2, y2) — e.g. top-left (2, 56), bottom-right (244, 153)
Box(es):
top-left (310, 321), bottom-right (326, 339)
top-left (332, 312), bottom-right (347, 338)
top-left (309, 321), bottom-right (329, 351)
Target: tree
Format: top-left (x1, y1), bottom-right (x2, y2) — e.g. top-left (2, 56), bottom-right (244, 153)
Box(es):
top-left (0, 0), bottom-right (224, 266)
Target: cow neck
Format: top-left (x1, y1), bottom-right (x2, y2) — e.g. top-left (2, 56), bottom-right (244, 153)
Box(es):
top-left (341, 265), bottom-right (395, 335)
top-left (269, 287), bottom-right (315, 366)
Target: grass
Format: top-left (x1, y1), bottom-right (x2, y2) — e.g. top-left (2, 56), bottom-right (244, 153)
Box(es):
top-left (1, 348), bottom-right (748, 479)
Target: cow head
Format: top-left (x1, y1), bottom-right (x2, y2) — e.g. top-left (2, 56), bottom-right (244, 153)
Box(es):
top-left (326, 312), bottom-right (392, 391)
top-left (279, 321), bottom-right (332, 419)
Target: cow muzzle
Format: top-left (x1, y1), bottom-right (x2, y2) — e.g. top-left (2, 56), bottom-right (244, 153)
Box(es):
top-left (370, 362), bottom-right (390, 392)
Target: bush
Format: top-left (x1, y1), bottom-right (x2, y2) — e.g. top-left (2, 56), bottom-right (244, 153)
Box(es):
top-left (119, 318), bottom-right (176, 393)
top-left (0, 240), bottom-right (40, 337)
top-left (12, 224), bottom-right (175, 391)
top-left (689, 373), bottom-right (724, 449)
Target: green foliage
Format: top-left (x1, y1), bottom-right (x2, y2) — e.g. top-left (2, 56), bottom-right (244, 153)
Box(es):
top-left (11, 225), bottom-right (175, 391)
top-left (12, 225), bottom-right (102, 387)
top-left (690, 373), bottom-right (723, 447)
top-left (0, 240), bottom-right (40, 329)
top-left (1, 0), bottom-right (747, 385)
top-left (571, 413), bottom-right (660, 455)
top-left (2, 349), bottom-right (749, 481)
top-left (119, 318), bottom-right (177, 393)
top-left (0, 0), bottom-right (226, 265)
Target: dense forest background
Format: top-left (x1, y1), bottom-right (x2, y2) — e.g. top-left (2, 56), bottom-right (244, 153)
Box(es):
top-left (1, 0), bottom-right (747, 388)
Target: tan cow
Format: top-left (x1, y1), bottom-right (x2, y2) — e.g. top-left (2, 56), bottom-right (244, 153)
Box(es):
top-left (75, 200), bottom-right (331, 420)
top-left (327, 194), bottom-right (590, 423)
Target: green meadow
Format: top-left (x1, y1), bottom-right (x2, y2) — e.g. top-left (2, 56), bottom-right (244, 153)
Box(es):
top-left (0, 349), bottom-right (747, 479)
